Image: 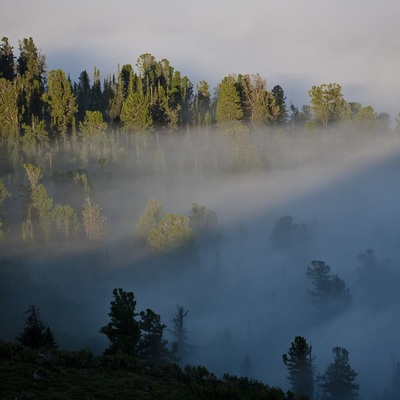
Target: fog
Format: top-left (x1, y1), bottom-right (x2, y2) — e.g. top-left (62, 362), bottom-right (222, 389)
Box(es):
top-left (1, 128), bottom-right (400, 398)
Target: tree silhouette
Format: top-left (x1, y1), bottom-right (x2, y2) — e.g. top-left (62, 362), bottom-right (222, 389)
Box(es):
top-left (282, 336), bottom-right (315, 399)
top-left (137, 308), bottom-right (171, 364)
top-left (100, 288), bottom-right (141, 356)
top-left (321, 347), bottom-right (359, 400)
top-left (170, 304), bottom-right (193, 364)
top-left (16, 305), bottom-right (57, 349)
top-left (306, 260), bottom-right (352, 313)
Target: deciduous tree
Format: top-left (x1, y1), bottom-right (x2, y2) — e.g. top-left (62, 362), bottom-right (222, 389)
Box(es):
top-left (135, 199), bottom-right (163, 244)
top-left (147, 213), bottom-right (195, 254)
top-left (309, 83), bottom-right (349, 127)
top-left (82, 196), bottom-right (106, 240)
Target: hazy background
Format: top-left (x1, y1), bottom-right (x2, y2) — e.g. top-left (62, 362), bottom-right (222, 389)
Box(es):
top-left (2, 0), bottom-right (400, 117)
top-left (1, 130), bottom-right (400, 399)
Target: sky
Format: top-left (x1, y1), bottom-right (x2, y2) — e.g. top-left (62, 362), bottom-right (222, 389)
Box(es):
top-left (2, 0), bottom-right (400, 117)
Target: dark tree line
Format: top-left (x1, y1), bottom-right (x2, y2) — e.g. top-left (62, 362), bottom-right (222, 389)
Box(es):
top-left (99, 288), bottom-right (191, 365)
top-left (15, 288), bottom-right (193, 366)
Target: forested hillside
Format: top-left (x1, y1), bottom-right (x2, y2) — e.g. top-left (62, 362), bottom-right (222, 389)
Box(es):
top-left (1, 36), bottom-right (400, 400)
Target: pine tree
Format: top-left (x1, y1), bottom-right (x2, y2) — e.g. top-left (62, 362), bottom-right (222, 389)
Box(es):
top-left (272, 85), bottom-right (287, 124)
top-left (137, 308), bottom-right (171, 364)
top-left (100, 288), bottom-right (141, 356)
top-left (17, 37), bottom-right (46, 123)
top-left (282, 336), bottom-right (315, 399)
top-left (216, 75), bottom-right (243, 124)
top-left (43, 69), bottom-right (78, 136)
top-left (321, 347), bottom-right (359, 400)
top-left (16, 305), bottom-right (57, 349)
top-left (0, 37), bottom-right (15, 81)
top-left (75, 70), bottom-right (91, 121)
top-left (306, 260), bottom-right (352, 312)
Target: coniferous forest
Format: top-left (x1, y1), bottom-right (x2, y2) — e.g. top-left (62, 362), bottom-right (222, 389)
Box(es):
top-left (1, 36), bottom-right (400, 399)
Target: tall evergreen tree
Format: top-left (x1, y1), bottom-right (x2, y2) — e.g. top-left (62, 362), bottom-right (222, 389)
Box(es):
top-left (0, 37), bottom-right (15, 80)
top-left (43, 69), bottom-right (77, 135)
top-left (75, 70), bottom-right (91, 121)
top-left (272, 85), bottom-right (287, 124)
top-left (321, 347), bottom-right (359, 400)
top-left (216, 75), bottom-right (243, 124)
top-left (17, 37), bottom-right (46, 122)
top-left (137, 308), bottom-right (171, 364)
top-left (282, 336), bottom-right (315, 399)
top-left (89, 67), bottom-right (103, 113)
top-left (107, 67), bottom-right (124, 122)
top-left (121, 92), bottom-right (153, 132)
top-left (100, 288), bottom-right (141, 356)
